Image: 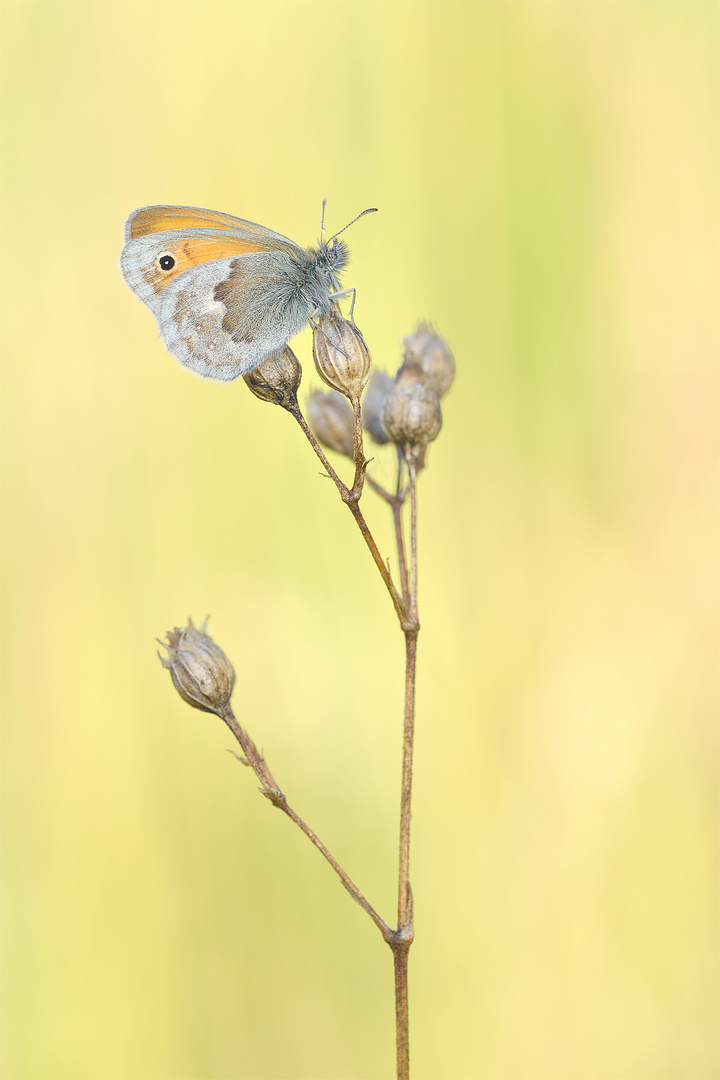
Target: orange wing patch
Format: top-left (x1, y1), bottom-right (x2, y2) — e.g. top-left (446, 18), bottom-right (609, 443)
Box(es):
top-left (128, 206), bottom-right (252, 238)
top-left (142, 235), bottom-right (267, 293)
top-left (127, 206), bottom-right (295, 246)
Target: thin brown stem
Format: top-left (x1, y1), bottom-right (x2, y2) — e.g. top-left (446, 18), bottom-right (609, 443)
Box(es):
top-left (350, 395), bottom-right (367, 496)
top-left (285, 396), bottom-right (423, 1079)
top-left (287, 398), bottom-right (409, 629)
top-left (219, 705), bottom-right (392, 939)
top-left (396, 631), bottom-right (417, 931)
top-left (390, 458), bottom-right (420, 1079)
top-left (407, 461), bottom-right (419, 625)
top-left (397, 460), bottom-right (420, 926)
top-left (393, 944), bottom-right (411, 1080)
top-left (395, 452), bottom-right (411, 610)
top-left (278, 799), bottom-right (390, 937)
top-left (286, 396), bottom-right (349, 494)
top-left (392, 502), bottom-right (410, 610)
top-left (364, 467), bottom-right (410, 609)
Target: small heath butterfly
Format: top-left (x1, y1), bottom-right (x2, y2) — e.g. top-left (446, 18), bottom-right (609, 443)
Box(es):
top-left (120, 204), bottom-right (376, 381)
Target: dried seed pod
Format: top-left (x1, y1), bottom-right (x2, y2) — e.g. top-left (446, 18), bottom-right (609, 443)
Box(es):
top-left (403, 322), bottom-right (455, 398)
top-left (381, 359), bottom-right (442, 465)
top-left (158, 618), bottom-right (235, 717)
top-left (362, 370), bottom-right (393, 445)
top-left (312, 312), bottom-right (372, 404)
top-left (243, 345), bottom-right (302, 408)
top-left (307, 390), bottom-right (355, 457)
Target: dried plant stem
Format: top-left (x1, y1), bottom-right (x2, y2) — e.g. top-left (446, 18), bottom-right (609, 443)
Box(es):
top-left (288, 396), bottom-right (422, 1079)
top-left (393, 946), bottom-right (411, 1080)
top-left (397, 631), bottom-right (417, 930)
top-left (219, 704), bottom-right (393, 940)
top-left (276, 800), bottom-right (391, 937)
top-left (287, 398), bottom-right (408, 628)
top-left (160, 319), bottom-right (451, 1079)
top-left (392, 503), bottom-right (411, 611)
top-left (391, 460), bottom-right (420, 1080)
top-left (364, 471), bottom-right (411, 611)
top-left (350, 395), bottom-right (367, 496)
top-left (407, 461), bottom-right (419, 627)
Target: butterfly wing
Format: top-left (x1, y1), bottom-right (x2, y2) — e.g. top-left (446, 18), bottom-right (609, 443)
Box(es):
top-left (124, 204), bottom-right (300, 245)
top-left (120, 205), bottom-right (302, 309)
top-left (157, 250), bottom-right (310, 381)
top-left (120, 206), bottom-right (310, 380)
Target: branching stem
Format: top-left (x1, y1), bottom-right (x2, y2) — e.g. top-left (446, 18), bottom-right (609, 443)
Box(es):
top-left (274, 397), bottom-right (422, 1079)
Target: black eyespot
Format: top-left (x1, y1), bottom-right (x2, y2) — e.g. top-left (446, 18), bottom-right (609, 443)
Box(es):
top-left (158, 253), bottom-right (175, 271)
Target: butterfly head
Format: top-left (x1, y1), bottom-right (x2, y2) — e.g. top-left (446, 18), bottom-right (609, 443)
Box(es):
top-left (306, 204), bottom-right (377, 310)
top-left (298, 237), bottom-right (351, 316)
top-left (320, 236), bottom-right (350, 273)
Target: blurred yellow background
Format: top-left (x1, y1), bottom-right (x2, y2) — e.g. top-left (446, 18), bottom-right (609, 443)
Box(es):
top-left (1, 2), bottom-right (717, 1078)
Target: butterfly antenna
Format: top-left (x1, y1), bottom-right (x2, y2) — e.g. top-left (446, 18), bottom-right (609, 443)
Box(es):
top-left (320, 199), bottom-right (328, 244)
top-left (327, 207), bottom-right (378, 243)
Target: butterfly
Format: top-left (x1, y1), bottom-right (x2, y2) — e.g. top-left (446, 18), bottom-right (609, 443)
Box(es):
top-left (120, 204), bottom-right (375, 381)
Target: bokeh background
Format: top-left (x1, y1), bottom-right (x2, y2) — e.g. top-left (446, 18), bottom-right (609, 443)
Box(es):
top-left (1, 2), bottom-right (717, 1078)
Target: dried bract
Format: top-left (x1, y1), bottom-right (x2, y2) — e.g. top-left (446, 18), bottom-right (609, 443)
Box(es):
top-left (312, 312), bottom-right (372, 404)
top-left (158, 618), bottom-right (235, 717)
top-left (243, 346), bottom-right (302, 409)
top-left (403, 322), bottom-right (455, 398)
top-left (307, 390), bottom-right (355, 457)
top-left (362, 370), bottom-right (393, 445)
top-left (381, 359), bottom-right (442, 466)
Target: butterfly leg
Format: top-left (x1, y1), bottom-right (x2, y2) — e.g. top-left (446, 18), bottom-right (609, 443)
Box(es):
top-left (310, 313), bottom-right (353, 361)
top-left (329, 287), bottom-right (357, 322)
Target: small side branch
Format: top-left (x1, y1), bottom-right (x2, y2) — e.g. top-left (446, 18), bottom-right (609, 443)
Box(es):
top-left (219, 704), bottom-right (392, 940)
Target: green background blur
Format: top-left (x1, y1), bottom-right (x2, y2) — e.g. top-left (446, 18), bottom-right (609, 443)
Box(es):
top-left (1, 2), bottom-right (717, 1078)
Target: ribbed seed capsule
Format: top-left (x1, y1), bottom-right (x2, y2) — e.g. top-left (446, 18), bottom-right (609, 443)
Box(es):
top-left (243, 345), bottom-right (302, 409)
top-left (381, 359), bottom-right (442, 465)
top-left (307, 390), bottom-right (355, 458)
top-left (403, 323), bottom-right (455, 398)
top-left (362, 370), bottom-right (393, 445)
top-left (158, 618), bottom-right (235, 717)
top-left (312, 312), bottom-right (372, 404)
